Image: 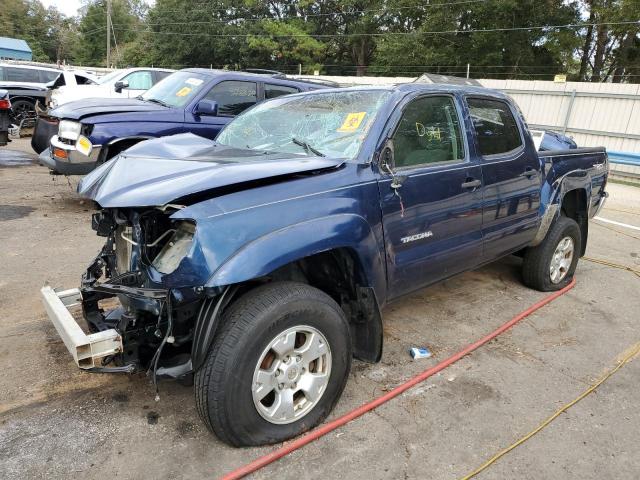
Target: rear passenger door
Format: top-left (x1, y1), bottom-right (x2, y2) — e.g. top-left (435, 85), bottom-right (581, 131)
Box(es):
top-left (186, 80), bottom-right (258, 139)
top-left (380, 94), bottom-right (484, 299)
top-left (466, 97), bottom-right (541, 261)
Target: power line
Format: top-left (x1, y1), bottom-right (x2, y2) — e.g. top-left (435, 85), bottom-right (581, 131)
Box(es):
top-left (113, 20), bottom-right (640, 38)
top-left (143, 0), bottom-right (487, 17)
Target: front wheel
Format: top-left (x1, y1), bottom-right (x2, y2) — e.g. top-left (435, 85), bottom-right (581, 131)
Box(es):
top-left (522, 216), bottom-right (582, 291)
top-left (195, 282), bottom-right (352, 446)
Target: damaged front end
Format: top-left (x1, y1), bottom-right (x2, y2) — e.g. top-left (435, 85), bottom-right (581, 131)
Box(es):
top-left (40, 133), bottom-right (346, 382)
top-left (42, 204), bottom-right (220, 382)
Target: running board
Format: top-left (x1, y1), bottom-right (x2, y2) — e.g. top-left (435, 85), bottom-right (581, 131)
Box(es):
top-left (40, 286), bottom-right (123, 369)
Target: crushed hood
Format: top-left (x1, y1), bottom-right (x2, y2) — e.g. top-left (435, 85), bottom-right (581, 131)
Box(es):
top-left (78, 133), bottom-right (345, 208)
top-left (51, 97), bottom-right (166, 121)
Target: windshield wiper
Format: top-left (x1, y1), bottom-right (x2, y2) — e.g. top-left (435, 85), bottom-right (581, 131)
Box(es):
top-left (144, 98), bottom-right (170, 108)
top-left (292, 137), bottom-right (325, 157)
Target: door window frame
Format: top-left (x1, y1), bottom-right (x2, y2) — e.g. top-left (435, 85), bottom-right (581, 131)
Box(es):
top-left (381, 93), bottom-right (471, 173)
top-left (464, 95), bottom-right (526, 161)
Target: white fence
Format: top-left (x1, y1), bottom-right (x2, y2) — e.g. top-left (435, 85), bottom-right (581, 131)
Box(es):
top-left (479, 79), bottom-right (640, 154)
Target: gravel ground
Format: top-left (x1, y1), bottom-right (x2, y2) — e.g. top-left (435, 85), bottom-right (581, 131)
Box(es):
top-left (1, 139), bottom-right (639, 480)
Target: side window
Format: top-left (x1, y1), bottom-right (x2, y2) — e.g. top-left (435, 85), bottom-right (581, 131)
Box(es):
top-left (467, 98), bottom-right (523, 156)
top-left (6, 67), bottom-right (40, 83)
top-left (153, 70), bottom-right (172, 84)
top-left (265, 83), bottom-right (298, 99)
top-left (75, 74), bottom-right (95, 85)
top-left (393, 96), bottom-right (465, 168)
top-left (40, 70), bottom-right (61, 83)
top-left (205, 80), bottom-right (257, 116)
top-left (123, 71), bottom-right (153, 90)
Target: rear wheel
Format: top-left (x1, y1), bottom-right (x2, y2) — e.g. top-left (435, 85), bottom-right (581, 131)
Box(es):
top-left (195, 281), bottom-right (352, 446)
top-left (522, 216), bottom-right (581, 291)
top-left (10, 99), bottom-right (35, 126)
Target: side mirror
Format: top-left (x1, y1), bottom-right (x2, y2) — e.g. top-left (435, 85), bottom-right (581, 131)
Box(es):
top-left (195, 99), bottom-right (218, 117)
top-left (380, 143), bottom-right (395, 174)
top-left (114, 80), bottom-right (129, 93)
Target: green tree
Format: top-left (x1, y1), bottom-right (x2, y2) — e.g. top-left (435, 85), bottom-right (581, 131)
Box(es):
top-left (0, 0), bottom-right (73, 62)
top-left (76, 0), bottom-right (143, 67)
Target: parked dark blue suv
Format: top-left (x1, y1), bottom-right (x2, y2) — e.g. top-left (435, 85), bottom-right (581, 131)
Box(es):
top-left (34, 69), bottom-right (334, 174)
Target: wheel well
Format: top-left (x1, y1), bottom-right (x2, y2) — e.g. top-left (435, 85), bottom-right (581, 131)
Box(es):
top-left (561, 189), bottom-right (588, 256)
top-left (9, 96), bottom-right (36, 105)
top-left (238, 248), bottom-right (383, 363)
top-left (100, 138), bottom-right (146, 163)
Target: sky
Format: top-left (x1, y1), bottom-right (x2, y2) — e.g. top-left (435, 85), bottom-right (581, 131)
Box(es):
top-left (39, 0), bottom-right (154, 18)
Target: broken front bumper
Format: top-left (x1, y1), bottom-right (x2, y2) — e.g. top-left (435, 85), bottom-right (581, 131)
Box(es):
top-left (40, 286), bottom-right (123, 369)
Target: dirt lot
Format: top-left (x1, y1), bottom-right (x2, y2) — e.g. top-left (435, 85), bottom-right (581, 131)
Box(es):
top-left (1, 139), bottom-right (639, 480)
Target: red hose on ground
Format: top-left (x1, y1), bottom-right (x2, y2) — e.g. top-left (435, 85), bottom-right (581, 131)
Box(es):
top-left (221, 279), bottom-right (576, 480)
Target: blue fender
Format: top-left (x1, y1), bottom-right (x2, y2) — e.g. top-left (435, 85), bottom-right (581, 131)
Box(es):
top-left (206, 213), bottom-right (387, 302)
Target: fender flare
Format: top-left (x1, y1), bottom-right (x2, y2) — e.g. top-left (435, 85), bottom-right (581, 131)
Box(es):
top-left (532, 171), bottom-right (591, 247)
top-left (106, 135), bottom-right (154, 146)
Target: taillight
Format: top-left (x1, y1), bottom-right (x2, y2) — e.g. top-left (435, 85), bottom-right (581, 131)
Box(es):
top-left (0, 98), bottom-right (10, 109)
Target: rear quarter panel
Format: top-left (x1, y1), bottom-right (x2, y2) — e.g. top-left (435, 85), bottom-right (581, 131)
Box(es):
top-left (539, 148), bottom-right (608, 217)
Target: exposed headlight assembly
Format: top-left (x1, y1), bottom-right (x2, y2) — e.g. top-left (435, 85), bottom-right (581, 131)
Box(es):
top-left (58, 120), bottom-right (82, 140)
top-left (152, 221), bottom-right (196, 274)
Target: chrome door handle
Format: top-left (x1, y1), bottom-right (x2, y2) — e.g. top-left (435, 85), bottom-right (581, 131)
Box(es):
top-left (461, 179), bottom-right (481, 189)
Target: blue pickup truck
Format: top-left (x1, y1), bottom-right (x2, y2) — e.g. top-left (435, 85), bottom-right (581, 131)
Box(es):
top-left (34, 69), bottom-right (332, 174)
top-left (41, 84), bottom-right (608, 446)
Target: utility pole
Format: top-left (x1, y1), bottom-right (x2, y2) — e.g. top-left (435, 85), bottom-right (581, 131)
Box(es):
top-left (106, 0), bottom-right (112, 68)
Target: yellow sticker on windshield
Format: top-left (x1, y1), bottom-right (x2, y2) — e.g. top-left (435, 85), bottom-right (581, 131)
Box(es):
top-left (338, 112), bottom-right (366, 132)
top-left (176, 86), bottom-right (192, 97)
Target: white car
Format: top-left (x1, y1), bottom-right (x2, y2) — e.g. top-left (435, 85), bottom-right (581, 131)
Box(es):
top-left (0, 63), bottom-right (97, 124)
top-left (50, 67), bottom-right (175, 108)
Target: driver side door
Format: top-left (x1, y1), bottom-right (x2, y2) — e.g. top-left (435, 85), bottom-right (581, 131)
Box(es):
top-left (379, 95), bottom-right (484, 299)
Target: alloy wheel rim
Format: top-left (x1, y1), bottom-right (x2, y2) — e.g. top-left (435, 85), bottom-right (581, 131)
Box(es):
top-left (549, 236), bottom-right (574, 284)
top-left (252, 325), bottom-right (332, 425)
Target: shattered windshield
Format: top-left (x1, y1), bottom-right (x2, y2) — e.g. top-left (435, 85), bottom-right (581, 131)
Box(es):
top-left (216, 90), bottom-right (392, 160)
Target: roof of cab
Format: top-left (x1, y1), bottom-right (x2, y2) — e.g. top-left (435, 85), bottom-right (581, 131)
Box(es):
top-left (279, 81), bottom-right (508, 100)
top-left (179, 68), bottom-right (331, 88)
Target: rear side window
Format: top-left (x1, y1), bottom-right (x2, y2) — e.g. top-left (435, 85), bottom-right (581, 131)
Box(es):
top-left (5, 67), bottom-right (41, 83)
top-left (75, 74), bottom-right (95, 85)
top-left (154, 70), bottom-right (172, 83)
top-left (40, 70), bottom-right (61, 83)
top-left (265, 84), bottom-right (298, 99)
top-left (392, 95), bottom-right (465, 168)
top-left (467, 98), bottom-right (522, 156)
top-left (205, 80), bottom-right (257, 116)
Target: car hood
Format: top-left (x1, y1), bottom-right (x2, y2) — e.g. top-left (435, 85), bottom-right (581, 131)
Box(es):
top-left (50, 97), bottom-right (166, 121)
top-left (78, 133), bottom-right (345, 208)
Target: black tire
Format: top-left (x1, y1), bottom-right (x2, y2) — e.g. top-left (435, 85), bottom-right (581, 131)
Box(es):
top-left (522, 216), bottom-right (582, 291)
top-left (10, 99), bottom-right (35, 125)
top-left (195, 281), bottom-right (352, 447)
